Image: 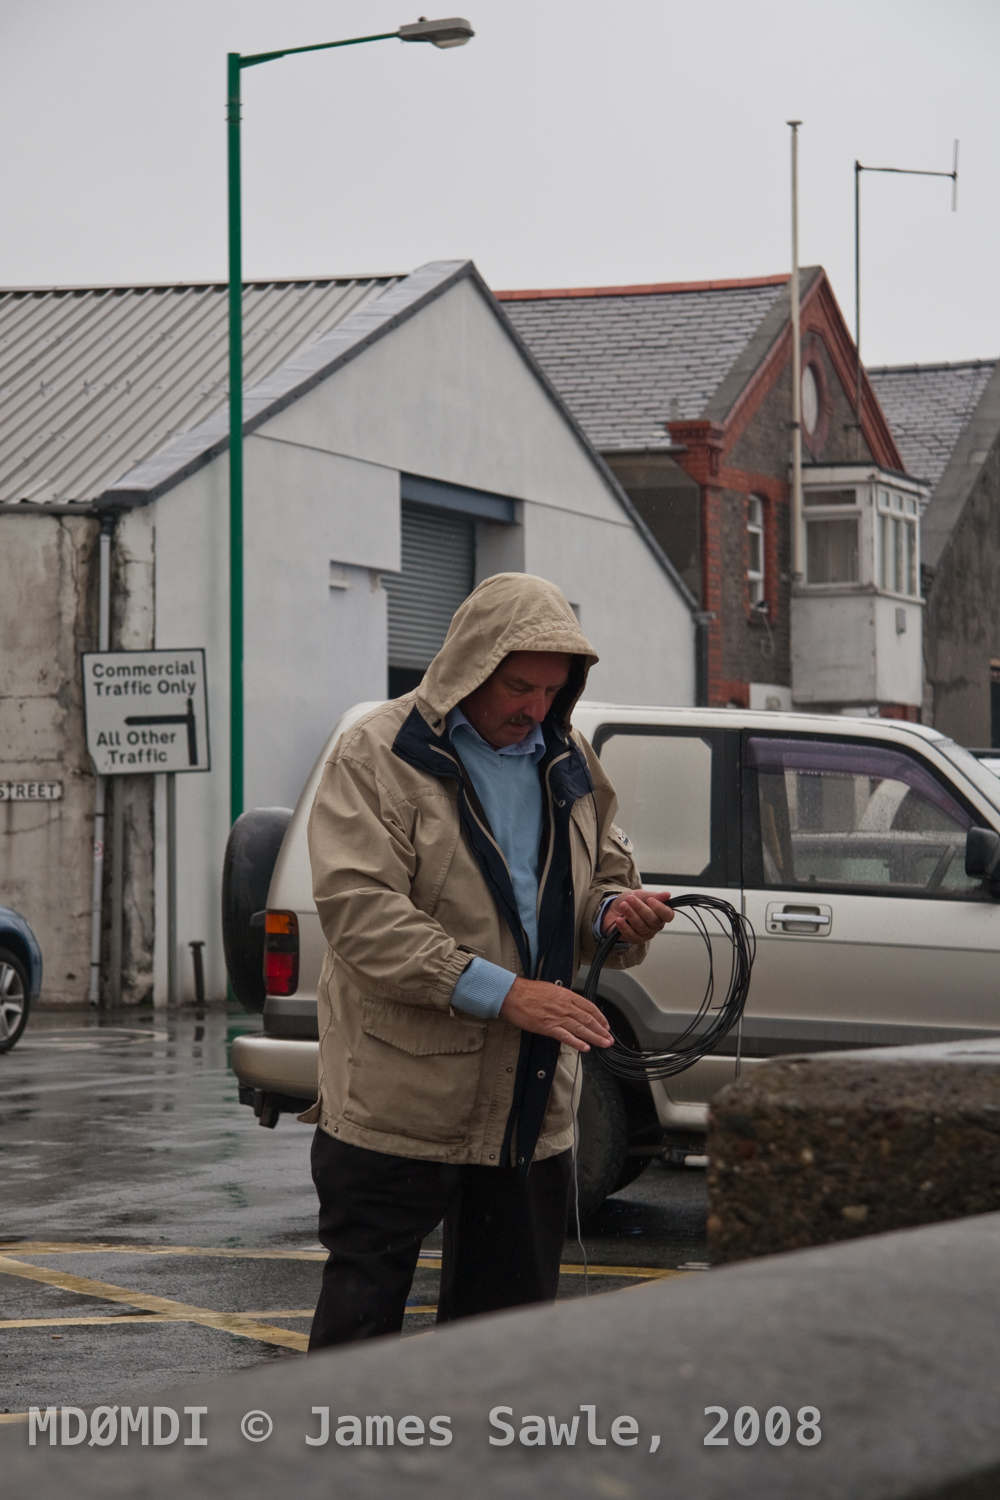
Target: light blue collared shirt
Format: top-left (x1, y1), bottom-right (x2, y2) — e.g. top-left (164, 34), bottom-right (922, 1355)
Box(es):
top-left (447, 707), bottom-right (546, 1020)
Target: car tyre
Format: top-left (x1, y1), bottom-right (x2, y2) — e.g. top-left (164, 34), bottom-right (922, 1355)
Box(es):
top-left (221, 807), bottom-right (293, 1013)
top-left (0, 947), bottom-right (30, 1053)
top-left (610, 1155), bottom-right (650, 1195)
top-left (569, 1053), bottom-right (629, 1225)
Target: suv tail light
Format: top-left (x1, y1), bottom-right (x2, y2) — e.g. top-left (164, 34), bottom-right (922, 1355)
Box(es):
top-left (264, 911), bottom-right (299, 996)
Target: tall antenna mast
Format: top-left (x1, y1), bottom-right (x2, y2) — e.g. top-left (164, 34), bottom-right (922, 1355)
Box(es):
top-left (788, 121), bottom-right (803, 582)
top-left (854, 140), bottom-right (958, 440)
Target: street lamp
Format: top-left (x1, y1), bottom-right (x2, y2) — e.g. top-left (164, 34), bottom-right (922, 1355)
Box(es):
top-left (226, 18), bottom-right (474, 824)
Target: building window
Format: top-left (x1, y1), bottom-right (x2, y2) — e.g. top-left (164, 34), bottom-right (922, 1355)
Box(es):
top-left (806, 517), bottom-right (859, 584)
top-left (876, 489), bottom-right (918, 596)
top-left (747, 496), bottom-right (765, 606)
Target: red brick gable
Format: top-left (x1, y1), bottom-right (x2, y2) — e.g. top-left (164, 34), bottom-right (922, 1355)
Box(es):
top-left (718, 271), bottom-right (903, 472)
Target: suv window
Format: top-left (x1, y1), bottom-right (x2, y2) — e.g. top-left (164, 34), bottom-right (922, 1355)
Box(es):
top-left (595, 727), bottom-right (725, 882)
top-left (746, 736), bottom-right (978, 896)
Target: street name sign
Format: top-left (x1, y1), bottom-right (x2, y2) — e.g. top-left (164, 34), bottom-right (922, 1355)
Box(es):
top-left (82, 649), bottom-right (210, 775)
top-left (0, 781), bottom-right (63, 801)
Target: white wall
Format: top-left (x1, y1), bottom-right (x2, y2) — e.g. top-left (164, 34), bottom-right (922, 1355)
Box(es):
top-left (264, 277), bottom-right (636, 524)
top-left (151, 461), bottom-right (231, 1002)
top-left (243, 440), bottom-right (397, 810)
top-left (874, 595), bottom-right (923, 707)
top-left (522, 498), bottom-right (696, 706)
top-left (260, 275), bottom-right (696, 702)
top-left (791, 591), bottom-right (923, 708)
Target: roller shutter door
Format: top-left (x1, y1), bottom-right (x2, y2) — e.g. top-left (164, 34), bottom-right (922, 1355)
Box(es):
top-left (385, 502), bottom-right (475, 684)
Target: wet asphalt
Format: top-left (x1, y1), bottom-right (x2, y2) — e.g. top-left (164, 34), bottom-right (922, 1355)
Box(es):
top-left (0, 1006), bottom-right (707, 1415)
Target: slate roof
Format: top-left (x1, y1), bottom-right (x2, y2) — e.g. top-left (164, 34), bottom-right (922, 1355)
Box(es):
top-left (868, 360), bottom-right (998, 490)
top-left (0, 275), bottom-right (400, 503)
top-left (497, 275), bottom-right (792, 451)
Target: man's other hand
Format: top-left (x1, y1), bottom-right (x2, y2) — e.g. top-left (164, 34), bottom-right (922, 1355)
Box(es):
top-left (601, 891), bottom-right (673, 944)
top-left (499, 979), bottom-right (612, 1053)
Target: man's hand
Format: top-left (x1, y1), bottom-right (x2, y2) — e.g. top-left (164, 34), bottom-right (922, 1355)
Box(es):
top-left (499, 978), bottom-right (612, 1053)
top-left (601, 890), bottom-right (673, 944)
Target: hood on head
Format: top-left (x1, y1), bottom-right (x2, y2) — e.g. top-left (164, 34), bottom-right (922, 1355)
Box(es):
top-left (415, 573), bottom-right (598, 734)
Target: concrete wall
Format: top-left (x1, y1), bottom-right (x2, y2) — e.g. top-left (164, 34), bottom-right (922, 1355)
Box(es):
top-left (0, 508), bottom-right (154, 1007)
top-left (0, 514), bottom-right (98, 1005)
top-left (924, 437), bottom-right (1000, 743)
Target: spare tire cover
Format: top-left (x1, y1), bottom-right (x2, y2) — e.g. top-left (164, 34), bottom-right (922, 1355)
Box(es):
top-left (221, 807), bottom-right (292, 1012)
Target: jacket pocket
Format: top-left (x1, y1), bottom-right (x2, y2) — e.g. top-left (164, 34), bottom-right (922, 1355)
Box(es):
top-left (342, 1000), bottom-right (486, 1145)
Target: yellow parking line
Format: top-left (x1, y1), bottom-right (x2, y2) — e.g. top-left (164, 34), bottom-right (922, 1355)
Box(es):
top-left (0, 1256), bottom-right (307, 1353)
top-left (0, 1312), bottom-right (318, 1330)
top-left (560, 1263), bottom-right (681, 1279)
top-left (0, 1413), bottom-right (30, 1424)
top-left (0, 1315), bottom-right (179, 1330)
top-left (0, 1242), bottom-right (327, 1262)
top-left (0, 1244), bottom-right (678, 1280)
top-left (227, 1310), bottom-right (314, 1320)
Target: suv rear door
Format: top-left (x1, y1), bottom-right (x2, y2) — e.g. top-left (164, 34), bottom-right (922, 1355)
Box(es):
top-left (591, 722), bottom-right (742, 1106)
top-left (741, 730), bottom-right (1000, 1052)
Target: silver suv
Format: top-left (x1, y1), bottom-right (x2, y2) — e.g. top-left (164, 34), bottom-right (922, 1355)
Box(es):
top-left (226, 704), bottom-right (1000, 1215)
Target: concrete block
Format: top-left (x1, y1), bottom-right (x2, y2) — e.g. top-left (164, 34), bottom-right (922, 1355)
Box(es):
top-left (708, 1038), bottom-right (1000, 1263)
top-left (7, 1213), bottom-right (1000, 1498)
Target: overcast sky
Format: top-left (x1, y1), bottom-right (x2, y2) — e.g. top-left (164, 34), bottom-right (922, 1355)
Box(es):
top-left (3, 0), bottom-right (997, 367)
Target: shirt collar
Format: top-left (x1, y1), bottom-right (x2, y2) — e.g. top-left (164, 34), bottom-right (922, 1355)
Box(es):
top-left (448, 705), bottom-right (546, 760)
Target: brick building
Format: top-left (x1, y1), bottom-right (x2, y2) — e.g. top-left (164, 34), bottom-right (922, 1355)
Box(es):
top-left (499, 270), bottom-right (924, 715)
top-left (871, 359), bottom-right (1000, 744)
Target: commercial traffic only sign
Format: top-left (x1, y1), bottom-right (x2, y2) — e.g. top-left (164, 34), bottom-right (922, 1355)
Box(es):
top-left (82, 650), bottom-right (210, 775)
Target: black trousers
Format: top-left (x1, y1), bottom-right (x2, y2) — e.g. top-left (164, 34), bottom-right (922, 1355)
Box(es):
top-left (308, 1130), bottom-right (572, 1350)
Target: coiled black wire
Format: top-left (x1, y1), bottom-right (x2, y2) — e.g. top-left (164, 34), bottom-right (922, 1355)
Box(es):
top-left (582, 894), bottom-right (756, 1081)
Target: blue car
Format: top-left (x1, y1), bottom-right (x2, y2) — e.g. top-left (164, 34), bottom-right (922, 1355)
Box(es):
top-left (0, 904), bottom-right (42, 1052)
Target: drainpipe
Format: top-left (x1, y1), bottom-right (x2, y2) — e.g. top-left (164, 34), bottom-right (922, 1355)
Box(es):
top-left (87, 518), bottom-right (113, 1006)
top-left (695, 613), bottom-right (714, 707)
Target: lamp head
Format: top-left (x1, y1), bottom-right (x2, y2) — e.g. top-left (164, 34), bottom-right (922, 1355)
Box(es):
top-left (398, 15), bottom-right (474, 47)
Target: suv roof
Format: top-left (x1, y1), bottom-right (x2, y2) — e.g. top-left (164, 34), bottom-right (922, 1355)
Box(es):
top-left (576, 702), bottom-right (946, 744)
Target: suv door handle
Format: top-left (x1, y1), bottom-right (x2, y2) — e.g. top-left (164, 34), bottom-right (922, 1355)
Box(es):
top-left (765, 902), bottom-right (832, 935)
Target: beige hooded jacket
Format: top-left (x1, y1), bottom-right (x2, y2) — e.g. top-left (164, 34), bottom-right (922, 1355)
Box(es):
top-left (306, 573), bottom-right (647, 1166)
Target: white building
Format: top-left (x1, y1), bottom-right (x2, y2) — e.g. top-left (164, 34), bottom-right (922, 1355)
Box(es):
top-left (0, 260), bottom-right (698, 1005)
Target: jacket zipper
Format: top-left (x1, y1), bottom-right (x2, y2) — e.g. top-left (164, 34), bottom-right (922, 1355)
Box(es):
top-left (534, 749), bottom-right (570, 978)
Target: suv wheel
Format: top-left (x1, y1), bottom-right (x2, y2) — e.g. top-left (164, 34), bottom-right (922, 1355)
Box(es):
top-left (221, 808), bottom-right (292, 1013)
top-left (0, 948), bottom-right (30, 1053)
top-left (569, 1053), bottom-right (629, 1224)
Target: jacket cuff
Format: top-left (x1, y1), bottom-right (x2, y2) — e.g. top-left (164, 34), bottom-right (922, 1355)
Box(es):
top-left (450, 957), bottom-right (516, 1020)
top-left (592, 893), bottom-right (631, 949)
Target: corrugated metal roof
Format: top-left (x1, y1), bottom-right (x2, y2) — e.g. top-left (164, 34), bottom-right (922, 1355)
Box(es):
top-left (868, 360), bottom-right (998, 491)
top-left (497, 278), bottom-right (790, 451)
top-left (0, 277), bottom-right (400, 503)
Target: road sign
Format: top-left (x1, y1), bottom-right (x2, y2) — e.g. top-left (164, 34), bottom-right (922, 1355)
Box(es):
top-left (82, 649), bottom-right (210, 775)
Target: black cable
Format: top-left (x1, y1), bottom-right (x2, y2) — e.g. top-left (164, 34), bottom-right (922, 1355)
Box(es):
top-left (583, 894), bottom-right (756, 1081)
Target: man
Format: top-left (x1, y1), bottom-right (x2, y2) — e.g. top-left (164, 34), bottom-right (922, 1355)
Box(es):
top-left (306, 572), bottom-right (671, 1348)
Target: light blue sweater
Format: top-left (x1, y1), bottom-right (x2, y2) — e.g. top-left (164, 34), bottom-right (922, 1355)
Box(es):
top-left (447, 707), bottom-right (545, 1020)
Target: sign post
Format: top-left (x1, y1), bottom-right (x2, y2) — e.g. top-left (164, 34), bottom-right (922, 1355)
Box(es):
top-left (83, 650), bottom-right (210, 1007)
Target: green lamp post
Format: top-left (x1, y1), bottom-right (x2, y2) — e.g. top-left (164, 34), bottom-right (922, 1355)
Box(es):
top-left (226, 18), bottom-right (474, 825)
